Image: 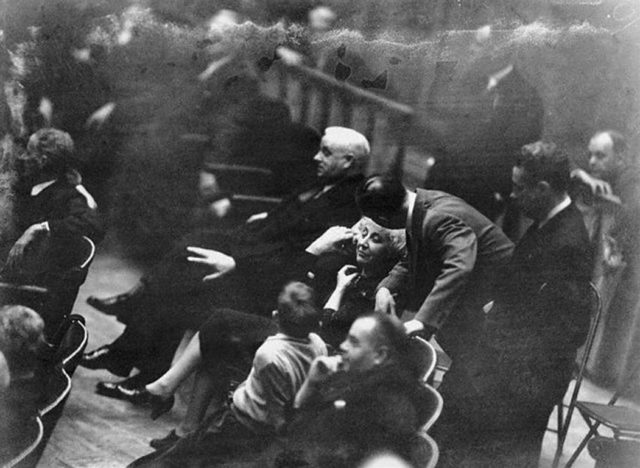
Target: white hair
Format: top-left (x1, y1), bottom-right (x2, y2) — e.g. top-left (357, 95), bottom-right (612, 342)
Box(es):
top-left (352, 216), bottom-right (406, 258)
top-left (324, 126), bottom-right (370, 171)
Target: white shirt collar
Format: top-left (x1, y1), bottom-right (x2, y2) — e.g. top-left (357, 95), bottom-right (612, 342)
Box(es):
top-left (30, 179), bottom-right (56, 197)
top-left (538, 195), bottom-right (571, 229)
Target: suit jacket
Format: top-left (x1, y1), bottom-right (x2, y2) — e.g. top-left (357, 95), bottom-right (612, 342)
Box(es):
top-left (493, 202), bottom-right (593, 351)
top-left (230, 174), bottom-right (364, 270)
top-left (380, 189), bottom-right (513, 347)
top-left (15, 178), bottom-right (104, 244)
top-left (6, 178), bottom-right (104, 286)
top-left (279, 363), bottom-right (434, 467)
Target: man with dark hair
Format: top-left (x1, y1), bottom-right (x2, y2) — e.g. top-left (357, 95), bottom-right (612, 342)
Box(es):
top-left (273, 312), bottom-right (435, 467)
top-left (4, 128), bottom-right (103, 287)
top-left (128, 282), bottom-right (327, 467)
top-left (82, 127), bottom-right (369, 397)
top-left (355, 174), bottom-right (513, 377)
top-left (439, 141), bottom-right (594, 466)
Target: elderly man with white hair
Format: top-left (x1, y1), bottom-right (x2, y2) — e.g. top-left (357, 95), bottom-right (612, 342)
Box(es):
top-left (82, 126), bottom-right (371, 400)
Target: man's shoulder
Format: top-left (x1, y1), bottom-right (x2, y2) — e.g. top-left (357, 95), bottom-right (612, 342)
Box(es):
top-left (329, 175), bottom-right (364, 198)
top-left (416, 189), bottom-right (499, 233)
top-left (550, 204), bottom-right (589, 242)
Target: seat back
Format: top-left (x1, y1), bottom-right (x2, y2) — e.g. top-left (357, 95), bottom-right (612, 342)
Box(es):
top-left (38, 365), bottom-right (72, 449)
top-left (0, 282), bottom-right (50, 316)
top-left (412, 430), bottom-right (440, 468)
top-left (52, 315), bottom-right (89, 376)
top-left (410, 336), bottom-right (437, 383)
top-left (420, 382), bottom-right (444, 433)
top-left (44, 236), bottom-right (96, 334)
top-left (2, 416), bottom-right (44, 468)
top-left (0, 236), bottom-right (95, 340)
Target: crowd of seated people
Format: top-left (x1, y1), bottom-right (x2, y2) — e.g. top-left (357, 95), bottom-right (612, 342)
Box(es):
top-left (73, 124), bottom-right (639, 467)
top-left (0, 127), bottom-right (103, 465)
top-left (4, 117), bottom-right (636, 467)
top-left (81, 126), bottom-right (371, 392)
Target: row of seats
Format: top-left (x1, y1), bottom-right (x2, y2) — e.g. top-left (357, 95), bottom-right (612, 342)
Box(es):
top-left (3, 315), bottom-right (88, 468)
top-left (1, 236), bottom-right (95, 468)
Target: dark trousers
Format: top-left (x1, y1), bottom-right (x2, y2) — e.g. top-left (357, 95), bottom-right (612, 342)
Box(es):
top-left (128, 406), bottom-right (274, 468)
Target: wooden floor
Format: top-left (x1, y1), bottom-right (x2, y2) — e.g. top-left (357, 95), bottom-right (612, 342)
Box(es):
top-left (38, 246), bottom-right (624, 467)
top-left (38, 249), bottom-right (186, 468)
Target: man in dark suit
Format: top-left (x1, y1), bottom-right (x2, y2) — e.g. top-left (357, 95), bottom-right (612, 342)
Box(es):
top-left (438, 142), bottom-right (594, 466)
top-left (355, 174), bottom-right (514, 466)
top-left (81, 127), bottom-right (370, 396)
top-left (355, 175), bottom-right (514, 365)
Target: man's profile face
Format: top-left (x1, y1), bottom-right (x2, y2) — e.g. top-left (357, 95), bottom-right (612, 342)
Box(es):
top-left (313, 133), bottom-right (353, 180)
top-left (511, 166), bottom-right (545, 221)
top-left (588, 133), bottom-right (621, 181)
top-left (339, 316), bottom-right (380, 373)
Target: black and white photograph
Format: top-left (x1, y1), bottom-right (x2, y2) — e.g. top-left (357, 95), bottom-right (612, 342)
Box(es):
top-left (0, 1), bottom-right (639, 467)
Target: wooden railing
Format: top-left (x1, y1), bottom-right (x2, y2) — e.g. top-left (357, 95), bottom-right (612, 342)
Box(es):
top-left (269, 48), bottom-right (414, 177)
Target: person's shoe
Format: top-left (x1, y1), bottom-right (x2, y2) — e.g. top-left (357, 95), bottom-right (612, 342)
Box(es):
top-left (80, 346), bottom-right (133, 377)
top-left (95, 381), bottom-right (142, 402)
top-left (86, 283), bottom-right (146, 317)
top-left (130, 388), bottom-right (175, 420)
top-left (96, 382), bottom-right (175, 418)
top-left (150, 430), bottom-right (182, 450)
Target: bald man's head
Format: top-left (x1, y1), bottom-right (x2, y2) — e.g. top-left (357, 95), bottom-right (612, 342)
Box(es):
top-left (588, 130), bottom-right (629, 181)
top-left (313, 127), bottom-right (370, 181)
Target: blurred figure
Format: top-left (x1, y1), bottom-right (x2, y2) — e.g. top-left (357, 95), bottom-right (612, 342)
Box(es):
top-left (572, 130), bottom-right (640, 386)
top-left (358, 452), bottom-right (412, 468)
top-left (308, 6), bottom-right (337, 33)
top-left (4, 128), bottom-right (103, 287)
top-left (0, 305), bottom-right (45, 382)
top-left (0, 306), bottom-right (47, 458)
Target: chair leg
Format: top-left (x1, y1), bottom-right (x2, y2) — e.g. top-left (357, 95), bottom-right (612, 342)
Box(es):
top-left (557, 401), bottom-right (564, 444)
top-left (565, 422), bottom-right (601, 468)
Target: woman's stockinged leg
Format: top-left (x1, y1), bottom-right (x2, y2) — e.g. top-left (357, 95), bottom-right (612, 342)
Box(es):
top-left (145, 332), bottom-right (203, 397)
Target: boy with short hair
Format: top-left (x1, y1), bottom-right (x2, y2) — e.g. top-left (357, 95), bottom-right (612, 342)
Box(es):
top-left (129, 281), bottom-right (327, 467)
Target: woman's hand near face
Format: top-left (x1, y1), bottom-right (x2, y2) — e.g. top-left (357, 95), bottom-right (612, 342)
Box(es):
top-left (336, 265), bottom-right (359, 291)
top-left (306, 226), bottom-right (354, 256)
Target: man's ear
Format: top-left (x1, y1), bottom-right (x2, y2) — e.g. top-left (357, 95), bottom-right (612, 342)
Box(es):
top-left (373, 345), bottom-right (390, 366)
top-left (343, 153), bottom-right (354, 168)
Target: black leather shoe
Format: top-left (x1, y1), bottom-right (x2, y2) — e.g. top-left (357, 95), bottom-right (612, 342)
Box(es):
top-left (80, 346), bottom-right (133, 377)
top-left (150, 430), bottom-right (182, 450)
top-left (96, 381), bottom-right (138, 400)
top-left (97, 382), bottom-right (175, 419)
top-left (130, 388), bottom-right (175, 420)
